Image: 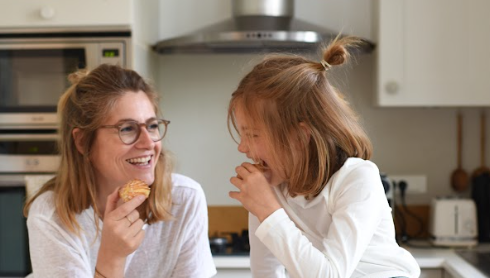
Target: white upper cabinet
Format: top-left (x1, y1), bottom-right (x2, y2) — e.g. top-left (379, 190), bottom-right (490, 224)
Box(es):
top-left (376, 0), bottom-right (490, 107)
top-left (0, 0), bottom-right (132, 29)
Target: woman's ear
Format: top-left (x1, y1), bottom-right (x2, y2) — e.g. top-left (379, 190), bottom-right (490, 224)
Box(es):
top-left (72, 128), bottom-right (84, 154)
top-left (299, 122), bottom-right (311, 142)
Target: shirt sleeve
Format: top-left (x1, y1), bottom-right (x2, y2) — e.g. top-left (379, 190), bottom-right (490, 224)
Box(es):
top-left (27, 214), bottom-right (93, 278)
top-left (249, 212), bottom-right (287, 278)
top-left (170, 186), bottom-right (217, 278)
top-left (255, 162), bottom-right (387, 278)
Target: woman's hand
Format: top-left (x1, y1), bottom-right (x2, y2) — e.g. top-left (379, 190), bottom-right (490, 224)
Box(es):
top-left (229, 162), bottom-right (282, 222)
top-left (96, 187), bottom-right (147, 277)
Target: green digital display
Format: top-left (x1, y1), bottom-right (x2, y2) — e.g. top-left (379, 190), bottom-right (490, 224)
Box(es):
top-left (102, 49), bottom-right (119, 58)
top-left (28, 146), bottom-right (39, 154)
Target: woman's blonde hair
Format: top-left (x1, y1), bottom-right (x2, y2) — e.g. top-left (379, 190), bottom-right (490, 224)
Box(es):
top-left (228, 36), bottom-right (372, 199)
top-left (24, 64), bottom-right (173, 236)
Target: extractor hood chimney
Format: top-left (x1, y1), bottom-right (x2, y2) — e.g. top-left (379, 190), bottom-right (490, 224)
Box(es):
top-left (153, 0), bottom-right (375, 54)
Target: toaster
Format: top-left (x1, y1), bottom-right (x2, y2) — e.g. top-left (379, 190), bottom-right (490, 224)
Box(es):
top-left (429, 198), bottom-right (478, 247)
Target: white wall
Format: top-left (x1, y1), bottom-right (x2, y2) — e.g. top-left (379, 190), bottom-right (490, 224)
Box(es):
top-left (154, 0), bottom-right (487, 205)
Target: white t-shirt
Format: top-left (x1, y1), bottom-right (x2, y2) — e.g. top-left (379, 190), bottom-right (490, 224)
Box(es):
top-left (250, 158), bottom-right (421, 278)
top-left (27, 173), bottom-right (217, 278)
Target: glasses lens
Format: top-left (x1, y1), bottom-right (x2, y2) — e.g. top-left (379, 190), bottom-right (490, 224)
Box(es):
top-left (147, 120), bottom-right (166, 142)
top-left (119, 121), bottom-right (138, 144)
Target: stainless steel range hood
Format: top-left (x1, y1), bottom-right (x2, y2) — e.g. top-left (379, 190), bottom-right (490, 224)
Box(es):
top-left (153, 0), bottom-right (375, 54)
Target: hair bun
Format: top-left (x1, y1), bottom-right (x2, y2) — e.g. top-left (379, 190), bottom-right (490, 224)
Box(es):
top-left (321, 36), bottom-right (363, 69)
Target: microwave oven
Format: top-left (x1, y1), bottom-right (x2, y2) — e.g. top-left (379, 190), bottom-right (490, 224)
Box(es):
top-left (0, 28), bottom-right (132, 128)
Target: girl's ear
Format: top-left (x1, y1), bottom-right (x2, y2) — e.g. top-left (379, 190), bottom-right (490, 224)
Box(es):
top-left (72, 128), bottom-right (84, 154)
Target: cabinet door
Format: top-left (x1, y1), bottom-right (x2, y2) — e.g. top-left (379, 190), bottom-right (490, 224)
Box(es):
top-left (214, 269), bottom-right (252, 278)
top-left (376, 0), bottom-right (490, 106)
top-left (420, 268), bottom-right (443, 278)
top-left (0, 0), bottom-right (131, 28)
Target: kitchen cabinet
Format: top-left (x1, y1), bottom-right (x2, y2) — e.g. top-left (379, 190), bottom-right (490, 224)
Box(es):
top-left (420, 269), bottom-right (457, 278)
top-left (420, 269), bottom-right (443, 278)
top-left (214, 269), bottom-right (251, 278)
top-left (215, 268), bottom-right (457, 278)
top-left (0, 0), bottom-right (131, 28)
top-left (376, 0), bottom-right (490, 107)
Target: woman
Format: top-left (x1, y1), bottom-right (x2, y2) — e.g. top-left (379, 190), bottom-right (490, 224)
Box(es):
top-left (227, 37), bottom-right (420, 278)
top-left (24, 64), bottom-right (216, 278)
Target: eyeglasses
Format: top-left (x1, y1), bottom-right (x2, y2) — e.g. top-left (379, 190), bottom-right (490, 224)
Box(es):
top-left (100, 119), bottom-right (170, 145)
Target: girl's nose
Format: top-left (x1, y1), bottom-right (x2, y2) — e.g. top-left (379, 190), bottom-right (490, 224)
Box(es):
top-left (237, 138), bottom-right (248, 154)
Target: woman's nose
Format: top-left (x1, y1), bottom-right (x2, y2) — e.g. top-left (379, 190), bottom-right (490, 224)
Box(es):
top-left (135, 127), bottom-right (155, 149)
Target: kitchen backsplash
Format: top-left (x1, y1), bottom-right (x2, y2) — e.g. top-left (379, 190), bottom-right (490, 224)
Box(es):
top-left (208, 205), bottom-right (430, 240)
top-left (208, 206), bottom-right (248, 237)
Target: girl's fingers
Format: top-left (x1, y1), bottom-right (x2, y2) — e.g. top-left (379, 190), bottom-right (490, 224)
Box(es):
top-left (230, 176), bottom-right (245, 189)
top-left (235, 165), bottom-right (249, 178)
top-left (229, 191), bottom-right (241, 201)
top-left (241, 162), bottom-right (264, 173)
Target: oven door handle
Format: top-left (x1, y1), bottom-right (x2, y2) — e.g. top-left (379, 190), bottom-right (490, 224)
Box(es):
top-left (0, 134), bottom-right (58, 141)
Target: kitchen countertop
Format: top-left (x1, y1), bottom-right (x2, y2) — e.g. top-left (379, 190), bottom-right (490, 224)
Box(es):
top-left (213, 244), bottom-right (489, 278)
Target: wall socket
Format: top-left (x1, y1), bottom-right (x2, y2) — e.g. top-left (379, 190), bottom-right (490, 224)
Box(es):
top-left (389, 175), bottom-right (427, 194)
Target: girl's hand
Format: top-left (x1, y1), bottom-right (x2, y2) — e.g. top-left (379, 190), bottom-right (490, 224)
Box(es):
top-left (96, 187), bottom-right (147, 276)
top-left (229, 162), bottom-right (282, 222)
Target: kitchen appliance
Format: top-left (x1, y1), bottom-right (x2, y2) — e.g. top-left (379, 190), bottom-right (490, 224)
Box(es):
top-left (381, 173), bottom-right (395, 212)
top-left (153, 0), bottom-right (375, 54)
top-left (210, 230), bottom-right (250, 256)
top-left (0, 128), bottom-right (59, 277)
top-left (429, 197), bottom-right (478, 247)
top-left (0, 27), bottom-right (131, 127)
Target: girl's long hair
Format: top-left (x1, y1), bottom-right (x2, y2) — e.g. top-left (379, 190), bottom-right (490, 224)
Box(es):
top-left (228, 36), bottom-right (372, 199)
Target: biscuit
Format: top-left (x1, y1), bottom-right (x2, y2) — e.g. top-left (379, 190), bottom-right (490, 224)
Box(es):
top-left (119, 179), bottom-right (150, 202)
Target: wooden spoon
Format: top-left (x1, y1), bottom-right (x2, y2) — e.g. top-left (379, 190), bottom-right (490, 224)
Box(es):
top-left (451, 113), bottom-right (469, 192)
top-left (471, 112), bottom-right (490, 179)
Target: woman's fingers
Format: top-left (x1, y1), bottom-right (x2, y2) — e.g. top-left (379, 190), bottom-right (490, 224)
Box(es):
top-left (123, 210), bottom-right (140, 226)
top-left (128, 219), bottom-right (146, 237)
top-left (104, 187), bottom-right (121, 217)
top-left (111, 195), bottom-right (147, 221)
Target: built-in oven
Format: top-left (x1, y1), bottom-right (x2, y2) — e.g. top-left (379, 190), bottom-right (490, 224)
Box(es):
top-left (0, 28), bottom-right (131, 277)
top-left (0, 128), bottom-right (59, 277)
top-left (0, 28), bottom-right (131, 127)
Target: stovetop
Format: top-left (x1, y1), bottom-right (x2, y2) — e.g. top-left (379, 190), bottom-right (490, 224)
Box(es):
top-left (457, 249), bottom-right (490, 276)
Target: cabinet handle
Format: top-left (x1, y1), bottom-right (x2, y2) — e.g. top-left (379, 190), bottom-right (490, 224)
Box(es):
top-left (40, 7), bottom-right (56, 20)
top-left (385, 81), bottom-right (400, 94)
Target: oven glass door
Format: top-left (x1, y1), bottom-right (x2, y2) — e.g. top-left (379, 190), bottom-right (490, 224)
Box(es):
top-left (0, 185), bottom-right (31, 277)
top-left (0, 45), bottom-right (89, 113)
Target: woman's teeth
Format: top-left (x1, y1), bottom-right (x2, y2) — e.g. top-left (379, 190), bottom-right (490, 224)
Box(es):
top-left (127, 155), bottom-right (151, 165)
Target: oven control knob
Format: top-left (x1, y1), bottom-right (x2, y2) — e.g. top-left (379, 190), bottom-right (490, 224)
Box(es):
top-left (40, 7), bottom-right (56, 20)
top-left (26, 159), bottom-right (40, 166)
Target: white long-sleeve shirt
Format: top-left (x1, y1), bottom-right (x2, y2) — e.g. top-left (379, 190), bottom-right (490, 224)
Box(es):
top-left (27, 173), bottom-right (216, 278)
top-left (250, 158), bottom-right (420, 278)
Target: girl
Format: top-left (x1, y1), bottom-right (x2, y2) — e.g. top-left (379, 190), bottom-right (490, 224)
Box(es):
top-left (228, 37), bottom-right (420, 278)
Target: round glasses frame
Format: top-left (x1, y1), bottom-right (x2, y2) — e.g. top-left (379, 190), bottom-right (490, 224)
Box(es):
top-left (100, 119), bottom-right (170, 145)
